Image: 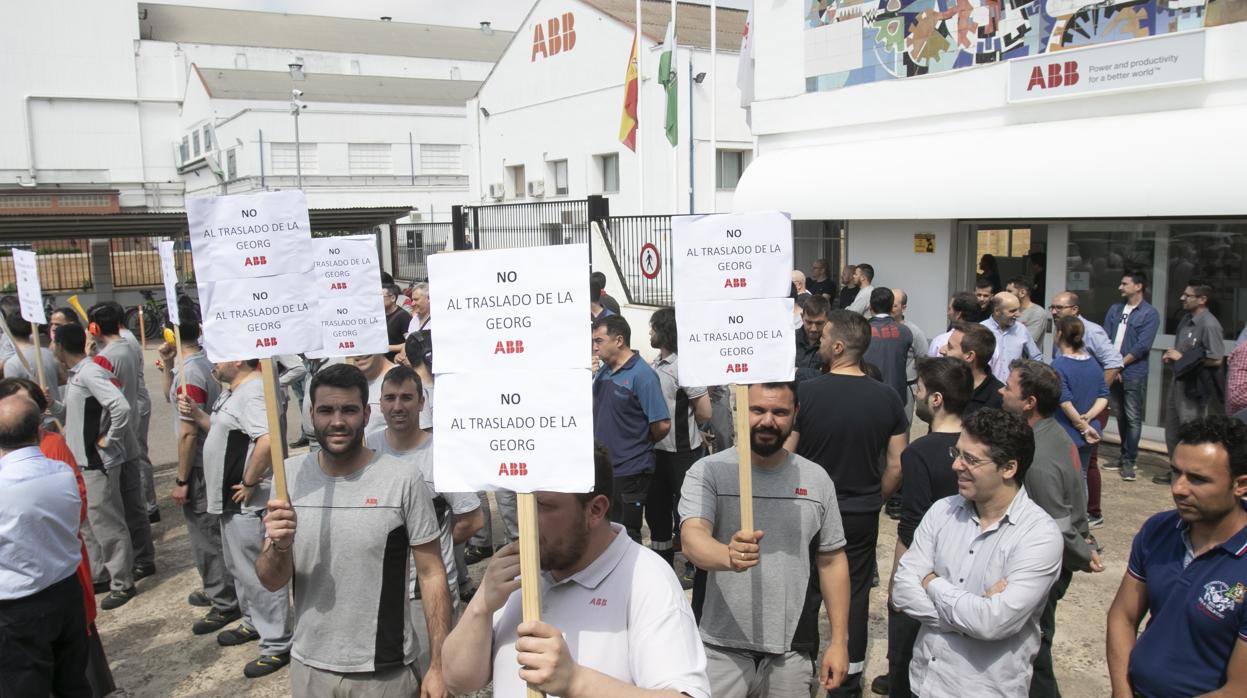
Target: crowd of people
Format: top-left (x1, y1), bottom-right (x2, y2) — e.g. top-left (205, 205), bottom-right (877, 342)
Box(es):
top-left (2, 255), bottom-right (1246, 698)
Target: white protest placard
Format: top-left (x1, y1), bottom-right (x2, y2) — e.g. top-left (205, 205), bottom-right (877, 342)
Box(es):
top-left (433, 368), bottom-right (593, 493)
top-left (428, 244), bottom-right (590, 374)
top-left (672, 211), bottom-right (793, 303)
top-left (199, 272), bottom-right (321, 361)
top-left (675, 298), bottom-right (796, 386)
top-left (187, 190), bottom-right (313, 282)
top-left (158, 241), bottom-right (180, 324)
top-left (11, 249), bottom-right (46, 325)
top-left (304, 235), bottom-right (389, 358)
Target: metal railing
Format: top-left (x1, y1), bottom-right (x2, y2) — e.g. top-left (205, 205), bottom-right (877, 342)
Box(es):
top-left (460, 198), bottom-right (605, 251)
top-left (110, 237), bottom-right (175, 288)
top-left (600, 215), bottom-right (674, 307)
top-left (0, 239), bottom-right (94, 292)
top-left (393, 222), bottom-right (451, 281)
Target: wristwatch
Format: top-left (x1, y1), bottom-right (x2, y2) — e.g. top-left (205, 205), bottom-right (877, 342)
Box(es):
top-left (175, 477), bottom-right (189, 487)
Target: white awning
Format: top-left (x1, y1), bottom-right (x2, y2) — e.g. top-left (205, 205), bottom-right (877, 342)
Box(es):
top-left (733, 104), bottom-right (1247, 220)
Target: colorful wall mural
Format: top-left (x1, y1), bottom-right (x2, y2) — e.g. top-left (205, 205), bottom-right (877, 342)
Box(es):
top-left (803, 0), bottom-right (1247, 91)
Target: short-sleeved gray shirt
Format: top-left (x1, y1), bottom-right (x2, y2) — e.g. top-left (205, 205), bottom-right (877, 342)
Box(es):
top-left (652, 353), bottom-right (707, 453)
top-left (3, 345), bottom-right (61, 405)
top-left (1176, 311), bottom-right (1226, 361)
top-left (202, 377), bottom-right (269, 515)
top-left (286, 451), bottom-right (440, 673)
top-left (363, 431), bottom-right (478, 592)
top-left (679, 448), bottom-right (845, 654)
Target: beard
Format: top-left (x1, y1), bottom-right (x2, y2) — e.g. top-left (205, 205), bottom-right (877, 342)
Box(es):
top-left (915, 396), bottom-right (934, 425)
top-left (314, 421), bottom-right (366, 456)
top-left (540, 507), bottom-right (590, 571)
top-left (750, 425), bottom-right (789, 457)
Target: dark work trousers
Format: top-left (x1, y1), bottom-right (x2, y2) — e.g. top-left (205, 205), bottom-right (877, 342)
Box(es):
top-left (646, 449), bottom-right (702, 556)
top-left (0, 573), bottom-right (92, 698)
top-left (1085, 408), bottom-right (1108, 518)
top-left (827, 510), bottom-right (880, 698)
top-left (611, 472), bottom-right (653, 543)
top-left (886, 606), bottom-right (921, 698)
top-left (1029, 567), bottom-right (1074, 698)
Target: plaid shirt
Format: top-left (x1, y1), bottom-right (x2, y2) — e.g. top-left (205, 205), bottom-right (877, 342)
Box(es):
top-left (1227, 342), bottom-right (1247, 417)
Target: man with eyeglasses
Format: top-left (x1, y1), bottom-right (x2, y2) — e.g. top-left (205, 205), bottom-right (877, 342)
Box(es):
top-left (1102, 272), bottom-right (1160, 483)
top-left (1156, 281), bottom-right (1226, 485)
top-left (892, 408), bottom-right (1063, 697)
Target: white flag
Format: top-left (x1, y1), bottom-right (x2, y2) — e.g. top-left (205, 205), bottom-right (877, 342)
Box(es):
top-left (736, 6), bottom-right (754, 109)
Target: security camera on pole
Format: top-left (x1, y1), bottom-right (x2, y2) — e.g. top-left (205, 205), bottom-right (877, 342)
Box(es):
top-left (289, 88), bottom-right (307, 190)
top-left (672, 211), bottom-right (795, 531)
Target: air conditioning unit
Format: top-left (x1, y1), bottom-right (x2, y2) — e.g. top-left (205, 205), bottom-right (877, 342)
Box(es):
top-left (487, 183), bottom-right (505, 200)
top-left (527, 180), bottom-right (546, 197)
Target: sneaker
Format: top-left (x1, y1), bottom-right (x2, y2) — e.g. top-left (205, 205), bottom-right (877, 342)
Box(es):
top-left (1152, 473), bottom-right (1172, 485)
top-left (217, 625), bottom-right (261, 647)
top-left (1120, 471), bottom-right (1137, 482)
top-left (93, 580), bottom-right (110, 595)
top-left (100, 587), bottom-right (137, 611)
top-left (678, 563), bottom-right (695, 591)
top-left (243, 653), bottom-right (290, 679)
top-left (1088, 515), bottom-right (1105, 528)
top-left (193, 607), bottom-right (242, 635)
top-left (289, 436), bottom-right (309, 449)
top-left (464, 545), bottom-right (494, 565)
top-left (188, 590), bottom-right (212, 607)
top-left (870, 674), bottom-right (890, 695)
top-left (1101, 461), bottom-right (1121, 472)
top-left (133, 565), bottom-right (157, 582)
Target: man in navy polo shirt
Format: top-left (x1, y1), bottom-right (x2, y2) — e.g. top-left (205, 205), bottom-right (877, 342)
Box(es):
top-left (1106, 415), bottom-right (1247, 698)
top-left (592, 315), bottom-right (671, 543)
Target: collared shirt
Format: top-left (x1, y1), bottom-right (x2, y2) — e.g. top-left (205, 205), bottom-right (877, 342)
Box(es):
top-left (1048, 316), bottom-right (1124, 372)
top-left (1105, 301), bottom-right (1160, 383)
top-left (491, 523), bottom-right (711, 697)
top-left (1018, 303), bottom-right (1048, 350)
top-left (1126, 504), bottom-right (1247, 697)
top-left (592, 353), bottom-right (670, 476)
top-left (927, 329), bottom-right (953, 358)
top-left (982, 317), bottom-right (1042, 384)
top-left (0, 446), bottom-right (82, 600)
top-left (56, 356), bottom-right (131, 471)
top-left (964, 374), bottom-right (1004, 417)
top-left (893, 488), bottom-right (1063, 697)
top-left (651, 353), bottom-right (706, 453)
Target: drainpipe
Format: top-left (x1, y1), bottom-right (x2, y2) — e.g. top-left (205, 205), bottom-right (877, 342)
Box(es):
top-left (259, 129), bottom-right (265, 189)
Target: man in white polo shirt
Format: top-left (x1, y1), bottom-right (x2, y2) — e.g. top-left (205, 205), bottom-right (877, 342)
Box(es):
top-left (441, 444), bottom-right (711, 697)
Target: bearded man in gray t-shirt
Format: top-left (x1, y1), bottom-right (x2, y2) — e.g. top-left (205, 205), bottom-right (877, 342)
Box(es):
top-left (258, 363), bottom-right (451, 697)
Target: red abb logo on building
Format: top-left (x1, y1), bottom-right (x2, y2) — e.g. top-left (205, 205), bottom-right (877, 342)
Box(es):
top-left (1027, 61), bottom-right (1080, 91)
top-left (532, 13), bottom-right (576, 61)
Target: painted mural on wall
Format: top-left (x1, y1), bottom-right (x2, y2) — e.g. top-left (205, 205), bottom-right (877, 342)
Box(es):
top-left (803, 0), bottom-right (1246, 91)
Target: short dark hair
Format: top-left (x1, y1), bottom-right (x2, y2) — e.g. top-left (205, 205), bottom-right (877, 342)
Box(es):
top-left (856, 263), bottom-right (875, 282)
top-left (962, 408), bottom-right (1035, 482)
top-left (590, 271), bottom-right (607, 287)
top-left (1185, 279), bottom-right (1214, 301)
top-left (404, 331), bottom-right (429, 368)
top-left (954, 321), bottom-right (996, 373)
top-left (803, 294), bottom-right (830, 318)
top-left (1055, 315), bottom-right (1085, 351)
top-left (649, 307), bottom-right (677, 354)
top-left (87, 302), bottom-right (123, 335)
top-left (1122, 270), bottom-right (1148, 290)
top-left (54, 322), bottom-right (87, 354)
top-left (0, 391), bottom-right (41, 449)
top-left (869, 287), bottom-right (895, 314)
top-left (975, 276), bottom-right (994, 291)
top-left (381, 364), bottom-right (423, 396)
top-left (915, 357), bottom-right (972, 416)
top-left (382, 283), bottom-right (401, 298)
top-left (592, 314), bottom-right (631, 346)
top-left (4, 310), bottom-right (31, 340)
top-left (825, 310), bottom-right (870, 359)
top-left (0, 376), bottom-right (47, 412)
top-left (1006, 276), bottom-right (1032, 295)
top-left (951, 292), bottom-right (979, 320)
top-left (575, 442), bottom-right (616, 508)
top-left (309, 363), bottom-right (369, 407)
top-left (379, 271), bottom-right (394, 285)
top-left (52, 306), bottom-right (80, 325)
top-left (1177, 416), bottom-right (1247, 480)
top-left (1008, 359), bottom-right (1061, 417)
top-left (167, 298), bottom-right (203, 343)
top-left (753, 381), bottom-right (799, 409)
top-left (590, 274), bottom-right (605, 299)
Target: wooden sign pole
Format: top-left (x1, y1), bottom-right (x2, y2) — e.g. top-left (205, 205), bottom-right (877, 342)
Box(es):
top-left (516, 492), bottom-right (545, 698)
top-left (173, 326), bottom-right (188, 395)
top-left (732, 383), bottom-right (753, 532)
top-left (259, 358), bottom-right (288, 502)
top-left (138, 308), bottom-right (147, 352)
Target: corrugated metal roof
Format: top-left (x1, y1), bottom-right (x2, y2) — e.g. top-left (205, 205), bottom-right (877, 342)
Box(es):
top-left (582, 0), bottom-right (746, 51)
top-left (195, 67), bottom-right (481, 107)
top-left (139, 2), bottom-right (513, 62)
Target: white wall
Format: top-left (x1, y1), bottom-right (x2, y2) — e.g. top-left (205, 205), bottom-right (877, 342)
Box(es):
top-left (845, 219), bottom-right (956, 342)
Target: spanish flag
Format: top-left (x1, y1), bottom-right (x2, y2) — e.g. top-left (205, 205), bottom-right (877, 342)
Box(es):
top-left (618, 32), bottom-right (639, 152)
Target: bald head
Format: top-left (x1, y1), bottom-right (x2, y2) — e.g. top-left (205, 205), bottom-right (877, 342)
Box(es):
top-left (0, 393), bottom-right (40, 450)
top-left (791, 270), bottom-right (807, 292)
top-left (1051, 291), bottom-right (1080, 319)
top-left (891, 288), bottom-right (908, 320)
top-left (991, 291), bottom-right (1021, 329)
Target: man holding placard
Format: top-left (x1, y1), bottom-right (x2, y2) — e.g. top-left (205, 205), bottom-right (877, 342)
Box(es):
top-left (2, 311), bottom-right (65, 409)
top-left (442, 444), bottom-right (712, 697)
top-left (680, 381), bottom-right (851, 696)
top-left (258, 364), bottom-right (451, 696)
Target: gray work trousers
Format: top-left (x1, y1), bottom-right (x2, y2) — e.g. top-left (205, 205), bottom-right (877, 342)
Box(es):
top-left (289, 659), bottom-right (419, 698)
top-left (1164, 378), bottom-right (1210, 458)
top-left (705, 644), bottom-right (818, 698)
top-left (220, 511), bottom-right (292, 655)
top-left (81, 467), bottom-right (135, 591)
top-left (118, 459), bottom-right (155, 570)
top-left (183, 501), bottom-right (238, 614)
top-left (135, 408), bottom-right (157, 513)
top-left (469, 491), bottom-right (518, 548)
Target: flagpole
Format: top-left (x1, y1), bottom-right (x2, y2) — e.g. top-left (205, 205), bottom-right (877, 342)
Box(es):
top-left (710, 0), bottom-right (717, 213)
top-left (671, 0), bottom-right (678, 214)
top-left (635, 0), bottom-right (644, 213)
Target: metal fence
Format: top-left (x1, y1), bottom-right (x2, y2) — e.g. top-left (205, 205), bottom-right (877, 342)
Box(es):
top-left (110, 236), bottom-right (181, 288)
top-left (600, 215), bottom-right (674, 307)
top-left (0, 239), bottom-right (94, 292)
top-left (393, 222), bottom-right (451, 281)
top-left (463, 199), bottom-right (593, 251)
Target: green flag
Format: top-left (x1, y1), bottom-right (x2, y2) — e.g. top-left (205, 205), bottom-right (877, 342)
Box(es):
top-left (658, 20), bottom-right (677, 147)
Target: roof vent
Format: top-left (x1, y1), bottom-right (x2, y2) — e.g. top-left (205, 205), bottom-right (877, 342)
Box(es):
top-left (380, 16), bottom-right (392, 22)
top-left (480, 21), bottom-right (493, 35)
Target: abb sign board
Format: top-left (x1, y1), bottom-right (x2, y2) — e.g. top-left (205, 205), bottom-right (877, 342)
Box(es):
top-left (305, 235), bottom-right (389, 359)
top-left (1009, 30), bottom-right (1204, 103)
top-left (532, 12), bottom-right (576, 61)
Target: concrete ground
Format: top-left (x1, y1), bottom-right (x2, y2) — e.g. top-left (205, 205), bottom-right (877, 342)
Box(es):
top-left (95, 350), bottom-right (1175, 696)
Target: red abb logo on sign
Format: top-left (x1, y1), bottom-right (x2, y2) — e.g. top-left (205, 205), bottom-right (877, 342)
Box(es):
top-left (724, 278), bottom-right (748, 288)
top-left (244, 256), bottom-right (268, 267)
top-left (498, 462), bottom-right (529, 476)
top-left (531, 13), bottom-right (576, 61)
top-left (1027, 62), bottom-right (1080, 91)
top-left (725, 363), bottom-right (749, 374)
top-left (494, 340), bottom-right (525, 354)
top-left (329, 282), bottom-right (347, 290)
top-left (338, 341), bottom-right (355, 350)
top-left (255, 337), bottom-right (278, 348)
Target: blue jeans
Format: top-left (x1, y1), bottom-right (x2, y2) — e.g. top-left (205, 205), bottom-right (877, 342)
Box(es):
top-left (1109, 377), bottom-right (1147, 476)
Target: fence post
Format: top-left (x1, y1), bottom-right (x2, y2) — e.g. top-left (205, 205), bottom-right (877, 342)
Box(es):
top-left (587, 195), bottom-right (609, 224)
top-left (451, 205), bottom-right (467, 251)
